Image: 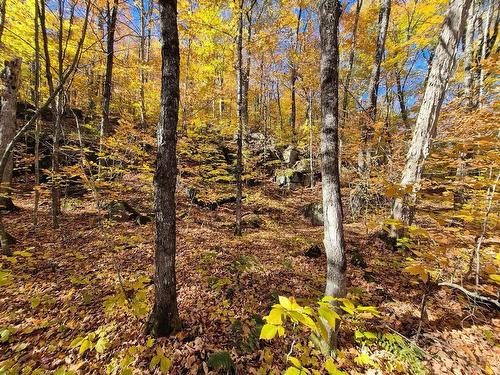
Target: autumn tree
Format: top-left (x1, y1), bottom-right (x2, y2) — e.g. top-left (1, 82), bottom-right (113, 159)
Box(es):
top-left (391, 0), bottom-right (473, 235)
top-left (319, 0), bottom-right (346, 345)
top-left (99, 0), bottom-right (119, 162)
top-left (0, 58), bottom-right (21, 212)
top-left (358, 0), bottom-right (391, 176)
top-left (145, 0), bottom-right (181, 337)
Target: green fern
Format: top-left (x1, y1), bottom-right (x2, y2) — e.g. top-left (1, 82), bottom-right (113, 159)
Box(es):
top-left (207, 351), bottom-right (235, 373)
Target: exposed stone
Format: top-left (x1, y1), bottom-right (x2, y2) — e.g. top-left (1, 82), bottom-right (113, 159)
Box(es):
top-left (303, 202), bottom-right (323, 226)
top-left (283, 146), bottom-right (300, 167)
top-left (304, 244), bottom-right (322, 258)
top-left (242, 213), bottom-right (263, 228)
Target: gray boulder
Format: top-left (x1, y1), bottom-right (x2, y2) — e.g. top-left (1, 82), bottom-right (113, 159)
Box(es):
top-left (283, 146), bottom-right (300, 167)
top-left (303, 202), bottom-right (323, 226)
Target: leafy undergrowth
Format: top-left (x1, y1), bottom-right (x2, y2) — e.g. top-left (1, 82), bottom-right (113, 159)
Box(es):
top-left (1, 181), bottom-right (498, 374)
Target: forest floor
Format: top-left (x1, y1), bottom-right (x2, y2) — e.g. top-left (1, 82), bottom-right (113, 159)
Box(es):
top-left (1, 179), bottom-right (499, 374)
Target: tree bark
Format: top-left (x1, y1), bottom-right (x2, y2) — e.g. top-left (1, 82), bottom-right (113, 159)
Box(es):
top-left (99, 0), bottom-right (119, 174)
top-left (290, 7), bottom-right (302, 147)
top-left (0, 58), bottom-right (21, 212)
top-left (319, 0), bottom-right (346, 342)
top-left (235, 0), bottom-right (244, 236)
top-left (139, 0), bottom-right (153, 127)
top-left (478, 0), bottom-right (495, 106)
top-left (145, 0), bottom-right (181, 338)
top-left (0, 0), bottom-right (6, 46)
top-left (33, 0), bottom-right (41, 226)
top-left (463, 0), bottom-right (477, 109)
top-left (395, 70), bottom-right (409, 127)
top-left (391, 0), bottom-right (473, 232)
top-left (358, 0), bottom-right (391, 175)
top-left (341, 0), bottom-right (363, 126)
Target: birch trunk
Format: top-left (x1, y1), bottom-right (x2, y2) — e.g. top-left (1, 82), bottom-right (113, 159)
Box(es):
top-left (358, 0), bottom-right (391, 175)
top-left (0, 58), bottom-right (21, 212)
top-left (391, 0), bottom-right (473, 231)
top-left (235, 0), bottom-right (244, 236)
top-left (145, 0), bottom-right (181, 337)
top-left (319, 0), bottom-right (346, 339)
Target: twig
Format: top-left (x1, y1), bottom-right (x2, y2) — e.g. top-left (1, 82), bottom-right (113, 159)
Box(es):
top-left (438, 282), bottom-right (500, 310)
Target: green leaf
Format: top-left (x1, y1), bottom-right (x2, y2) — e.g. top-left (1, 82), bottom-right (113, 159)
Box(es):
top-left (325, 357), bottom-right (347, 375)
top-left (78, 339), bottom-right (92, 355)
top-left (146, 337), bottom-right (155, 348)
top-left (160, 357), bottom-right (172, 374)
top-left (95, 336), bottom-right (109, 353)
top-left (13, 250), bottom-right (32, 257)
top-left (284, 367), bottom-right (303, 375)
top-left (318, 307), bottom-right (338, 329)
top-left (31, 297), bottom-right (41, 309)
top-left (288, 356), bottom-right (301, 368)
top-left (354, 353), bottom-right (376, 367)
top-left (266, 308), bottom-right (282, 325)
top-left (279, 296), bottom-right (292, 310)
top-left (0, 270), bottom-right (13, 286)
top-left (70, 336), bottom-right (84, 348)
top-left (260, 324), bottom-right (278, 340)
top-left (150, 355), bottom-right (160, 370)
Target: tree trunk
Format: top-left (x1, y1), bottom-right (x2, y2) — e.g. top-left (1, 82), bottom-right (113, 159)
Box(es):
top-left (395, 70), bottom-right (409, 127)
top-left (144, 0), bottom-right (181, 338)
top-left (391, 0), bottom-right (473, 233)
top-left (290, 7), bottom-right (302, 147)
top-left (276, 79), bottom-right (284, 133)
top-left (463, 0), bottom-right (477, 109)
top-left (99, 0), bottom-right (119, 174)
top-left (235, 0), bottom-right (244, 236)
top-left (308, 90), bottom-right (314, 188)
top-left (358, 0), bottom-right (391, 175)
top-left (139, 0), bottom-right (153, 127)
top-left (341, 0), bottom-right (363, 126)
top-left (319, 0), bottom-right (346, 344)
top-left (478, 0), bottom-right (495, 106)
top-left (0, 58), bottom-right (22, 212)
top-left (33, 0), bottom-right (41, 226)
top-left (0, 0), bottom-right (6, 46)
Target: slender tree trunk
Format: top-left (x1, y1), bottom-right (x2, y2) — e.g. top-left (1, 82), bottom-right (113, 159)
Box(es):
top-left (51, 0), bottom-right (67, 228)
top-left (235, 0), bottom-right (244, 236)
top-left (241, 7), bottom-right (253, 138)
top-left (33, 0), bottom-right (41, 226)
top-left (290, 7), bottom-right (302, 147)
top-left (276, 79), bottom-right (284, 133)
top-left (341, 0), bottom-right (362, 126)
top-left (478, 0), bottom-right (495, 106)
top-left (144, 0), bottom-right (181, 338)
top-left (0, 58), bottom-right (22, 212)
top-left (308, 90), bottom-right (314, 188)
top-left (391, 0), bottom-right (473, 233)
top-left (0, 0), bottom-right (6, 46)
top-left (290, 67), bottom-right (297, 146)
top-left (99, 0), bottom-right (119, 174)
top-left (463, 0), bottom-right (477, 108)
top-left (139, 0), bottom-right (151, 126)
top-left (358, 0), bottom-right (391, 175)
top-left (319, 0), bottom-right (346, 344)
top-left (395, 70), bottom-right (409, 126)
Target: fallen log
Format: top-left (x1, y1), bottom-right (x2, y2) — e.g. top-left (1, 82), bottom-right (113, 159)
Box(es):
top-left (438, 282), bottom-right (500, 310)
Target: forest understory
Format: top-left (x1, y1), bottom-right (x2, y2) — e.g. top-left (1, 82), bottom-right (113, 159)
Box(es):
top-left (1, 170), bottom-right (498, 374)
